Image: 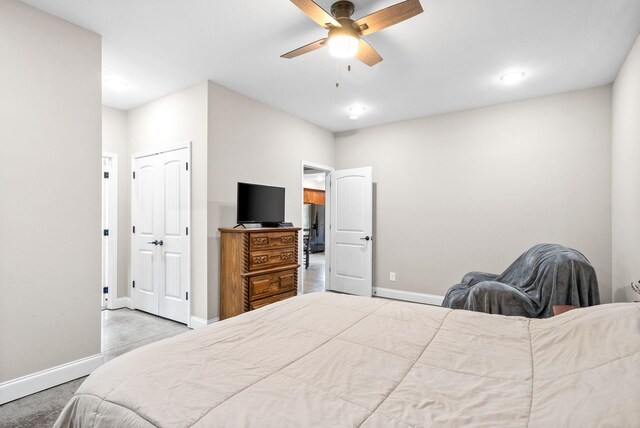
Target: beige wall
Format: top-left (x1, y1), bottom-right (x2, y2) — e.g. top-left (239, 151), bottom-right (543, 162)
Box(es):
top-left (0, 0), bottom-right (102, 382)
top-left (207, 81), bottom-right (335, 319)
top-left (336, 87), bottom-right (613, 302)
top-left (127, 82), bottom-right (209, 319)
top-left (102, 107), bottom-right (130, 300)
top-left (612, 34), bottom-right (640, 303)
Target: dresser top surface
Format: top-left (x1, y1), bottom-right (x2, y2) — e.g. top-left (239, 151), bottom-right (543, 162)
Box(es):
top-left (219, 227), bottom-right (301, 233)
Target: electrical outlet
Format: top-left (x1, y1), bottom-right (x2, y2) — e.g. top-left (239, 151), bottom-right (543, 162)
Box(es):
top-left (390, 272), bottom-right (396, 282)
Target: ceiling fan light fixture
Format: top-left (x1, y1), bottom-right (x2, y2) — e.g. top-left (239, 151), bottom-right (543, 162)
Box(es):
top-left (328, 35), bottom-right (359, 59)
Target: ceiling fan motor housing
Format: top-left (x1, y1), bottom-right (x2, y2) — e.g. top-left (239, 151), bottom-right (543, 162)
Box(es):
top-left (330, 1), bottom-right (355, 19)
top-left (329, 1), bottom-right (359, 40)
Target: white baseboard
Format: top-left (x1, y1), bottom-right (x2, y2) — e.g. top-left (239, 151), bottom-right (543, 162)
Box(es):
top-left (373, 287), bottom-right (444, 306)
top-left (109, 296), bottom-right (132, 310)
top-left (0, 354), bottom-right (103, 405)
top-left (189, 316), bottom-right (219, 329)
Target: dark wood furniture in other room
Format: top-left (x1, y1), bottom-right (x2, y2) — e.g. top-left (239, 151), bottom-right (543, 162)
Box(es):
top-left (219, 227), bottom-right (300, 319)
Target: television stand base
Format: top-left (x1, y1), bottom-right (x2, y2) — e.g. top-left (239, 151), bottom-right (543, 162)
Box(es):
top-left (260, 222), bottom-right (280, 228)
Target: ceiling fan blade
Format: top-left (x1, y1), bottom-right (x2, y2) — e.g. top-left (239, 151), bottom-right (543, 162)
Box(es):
top-left (354, 0), bottom-right (423, 36)
top-left (357, 38), bottom-right (383, 67)
top-left (281, 38), bottom-right (328, 59)
top-left (290, 0), bottom-right (340, 29)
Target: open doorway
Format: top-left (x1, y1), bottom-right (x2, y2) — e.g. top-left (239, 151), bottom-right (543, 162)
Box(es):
top-left (301, 161), bottom-right (333, 294)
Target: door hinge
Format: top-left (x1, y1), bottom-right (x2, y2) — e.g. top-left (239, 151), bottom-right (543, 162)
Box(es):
top-left (103, 171), bottom-right (109, 179)
top-left (186, 162), bottom-right (189, 171)
top-left (103, 286), bottom-right (108, 294)
top-left (133, 171), bottom-right (136, 179)
top-left (186, 227), bottom-right (189, 235)
top-left (132, 280), bottom-right (135, 289)
top-left (132, 225), bottom-right (136, 233)
top-left (186, 291), bottom-right (189, 300)
top-left (103, 229), bottom-right (109, 236)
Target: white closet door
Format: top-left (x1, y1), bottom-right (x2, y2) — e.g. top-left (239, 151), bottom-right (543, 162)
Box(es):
top-left (157, 149), bottom-right (190, 324)
top-left (132, 147), bottom-right (191, 324)
top-left (132, 155), bottom-right (161, 316)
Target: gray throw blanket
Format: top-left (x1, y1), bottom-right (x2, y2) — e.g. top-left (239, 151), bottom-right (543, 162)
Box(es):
top-left (442, 244), bottom-right (600, 318)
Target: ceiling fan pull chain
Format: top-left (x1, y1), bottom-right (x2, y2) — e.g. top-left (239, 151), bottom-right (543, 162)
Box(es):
top-left (336, 58), bottom-right (340, 88)
top-left (348, 64), bottom-right (351, 72)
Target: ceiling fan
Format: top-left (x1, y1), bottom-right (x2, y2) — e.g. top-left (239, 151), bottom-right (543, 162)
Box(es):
top-left (281, 0), bottom-right (423, 66)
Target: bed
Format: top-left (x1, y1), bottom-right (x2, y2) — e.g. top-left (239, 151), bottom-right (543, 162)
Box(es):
top-left (54, 292), bottom-right (640, 427)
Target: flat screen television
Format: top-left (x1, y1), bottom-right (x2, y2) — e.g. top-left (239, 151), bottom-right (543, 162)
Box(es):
top-left (237, 182), bottom-right (285, 226)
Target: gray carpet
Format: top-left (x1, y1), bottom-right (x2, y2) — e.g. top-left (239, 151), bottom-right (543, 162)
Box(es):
top-left (0, 377), bottom-right (85, 428)
top-left (0, 308), bottom-right (189, 427)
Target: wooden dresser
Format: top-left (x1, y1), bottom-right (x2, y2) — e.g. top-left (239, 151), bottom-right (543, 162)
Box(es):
top-left (219, 227), bottom-right (300, 320)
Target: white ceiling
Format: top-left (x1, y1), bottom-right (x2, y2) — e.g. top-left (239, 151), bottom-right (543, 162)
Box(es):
top-left (19, 0), bottom-right (640, 132)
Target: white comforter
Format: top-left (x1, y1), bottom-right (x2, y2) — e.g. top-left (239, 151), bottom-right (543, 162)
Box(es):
top-left (55, 293), bottom-right (640, 427)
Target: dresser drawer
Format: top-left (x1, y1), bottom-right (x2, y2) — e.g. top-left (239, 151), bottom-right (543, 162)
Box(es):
top-left (248, 248), bottom-right (296, 271)
top-left (249, 269), bottom-right (295, 301)
top-left (249, 290), bottom-right (296, 310)
top-left (249, 232), bottom-right (296, 251)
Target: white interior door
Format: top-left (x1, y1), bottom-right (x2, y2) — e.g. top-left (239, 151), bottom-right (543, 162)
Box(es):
top-left (132, 147), bottom-right (190, 324)
top-left (328, 167), bottom-right (373, 297)
top-left (101, 156), bottom-right (111, 308)
top-left (157, 149), bottom-right (190, 323)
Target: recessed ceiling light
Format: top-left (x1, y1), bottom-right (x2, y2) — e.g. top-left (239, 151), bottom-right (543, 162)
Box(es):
top-left (500, 71), bottom-right (526, 85)
top-left (347, 105), bottom-right (367, 120)
top-left (103, 77), bottom-right (129, 91)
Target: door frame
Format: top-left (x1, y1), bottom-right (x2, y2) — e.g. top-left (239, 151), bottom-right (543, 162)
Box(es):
top-left (300, 160), bottom-right (334, 294)
top-left (131, 142), bottom-right (192, 326)
top-left (102, 152), bottom-right (118, 310)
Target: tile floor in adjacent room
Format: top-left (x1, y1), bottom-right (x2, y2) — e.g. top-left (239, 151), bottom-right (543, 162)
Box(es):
top-left (304, 252), bottom-right (325, 294)
top-left (0, 308), bottom-right (189, 428)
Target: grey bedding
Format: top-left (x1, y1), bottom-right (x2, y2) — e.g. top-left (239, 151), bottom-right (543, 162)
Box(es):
top-left (442, 244), bottom-right (600, 317)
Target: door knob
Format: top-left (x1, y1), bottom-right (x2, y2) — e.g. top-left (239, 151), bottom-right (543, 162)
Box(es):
top-left (147, 240), bottom-right (159, 245)
top-left (360, 236), bottom-right (371, 241)
top-left (157, 240), bottom-right (164, 246)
